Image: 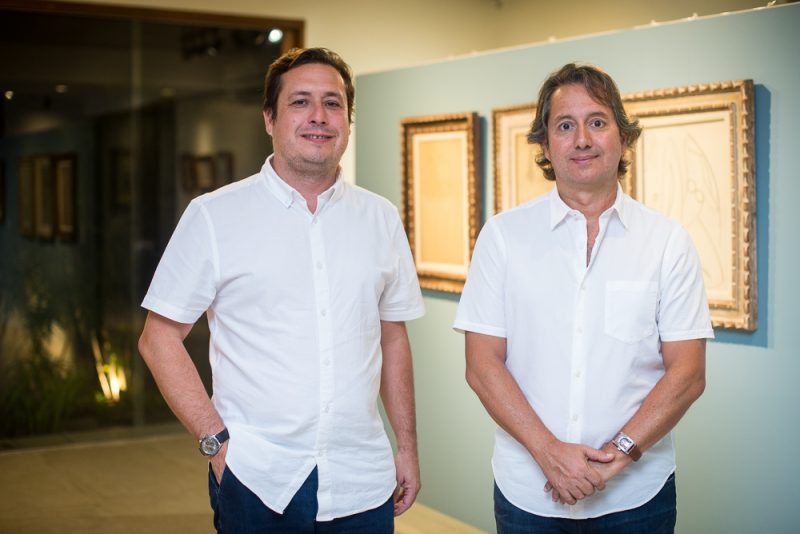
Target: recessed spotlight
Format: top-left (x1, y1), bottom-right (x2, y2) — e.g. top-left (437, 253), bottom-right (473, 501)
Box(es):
top-left (267, 28), bottom-right (283, 43)
top-left (4, 90), bottom-right (13, 100)
top-left (55, 84), bottom-right (69, 93)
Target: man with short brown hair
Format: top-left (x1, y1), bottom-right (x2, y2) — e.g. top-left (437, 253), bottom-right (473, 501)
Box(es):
top-left (139, 47), bottom-right (424, 533)
top-left (455, 63), bottom-right (713, 533)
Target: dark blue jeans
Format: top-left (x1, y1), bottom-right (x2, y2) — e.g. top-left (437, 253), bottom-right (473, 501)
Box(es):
top-left (208, 465), bottom-right (394, 533)
top-left (495, 473), bottom-right (677, 534)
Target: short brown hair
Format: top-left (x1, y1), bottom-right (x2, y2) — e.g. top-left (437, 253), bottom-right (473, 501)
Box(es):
top-left (527, 63), bottom-right (641, 181)
top-left (263, 47), bottom-right (355, 123)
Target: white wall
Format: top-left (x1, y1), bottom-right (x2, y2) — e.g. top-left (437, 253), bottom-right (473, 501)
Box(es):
top-left (50, 0), bottom-right (768, 183)
top-left (48, 0), bottom-right (771, 73)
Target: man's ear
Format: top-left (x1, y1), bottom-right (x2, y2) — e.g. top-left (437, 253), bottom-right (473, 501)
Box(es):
top-left (263, 110), bottom-right (274, 136)
top-left (542, 141), bottom-right (550, 162)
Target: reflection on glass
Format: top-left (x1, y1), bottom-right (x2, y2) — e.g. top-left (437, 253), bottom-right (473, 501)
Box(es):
top-left (0, 8), bottom-right (289, 439)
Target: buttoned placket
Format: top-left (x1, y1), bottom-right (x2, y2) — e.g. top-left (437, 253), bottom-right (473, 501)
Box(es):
top-left (565, 208), bottom-right (613, 518)
top-left (566, 210), bottom-right (591, 518)
top-left (306, 196), bottom-right (335, 514)
top-left (565, 210), bottom-right (587, 444)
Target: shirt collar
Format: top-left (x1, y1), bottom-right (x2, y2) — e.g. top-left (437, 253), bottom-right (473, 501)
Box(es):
top-left (260, 155), bottom-right (345, 209)
top-left (548, 182), bottom-right (629, 230)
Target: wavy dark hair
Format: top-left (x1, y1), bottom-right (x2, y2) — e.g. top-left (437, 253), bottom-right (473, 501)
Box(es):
top-left (527, 63), bottom-right (641, 181)
top-left (263, 47), bottom-right (355, 123)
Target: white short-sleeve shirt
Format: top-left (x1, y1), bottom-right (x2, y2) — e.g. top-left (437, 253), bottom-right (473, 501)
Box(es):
top-left (142, 157), bottom-right (425, 520)
top-left (454, 185), bottom-right (713, 519)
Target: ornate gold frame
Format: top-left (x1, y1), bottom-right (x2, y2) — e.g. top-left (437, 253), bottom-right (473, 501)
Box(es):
top-left (492, 103), bottom-right (553, 213)
top-left (623, 80), bottom-right (756, 331)
top-left (401, 112), bottom-right (481, 293)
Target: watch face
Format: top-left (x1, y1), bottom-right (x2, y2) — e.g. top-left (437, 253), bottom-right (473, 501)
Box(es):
top-left (618, 436), bottom-right (633, 451)
top-left (200, 437), bottom-right (220, 456)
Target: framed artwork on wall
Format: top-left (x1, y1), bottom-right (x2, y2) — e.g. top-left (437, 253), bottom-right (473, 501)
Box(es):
top-left (623, 80), bottom-right (756, 331)
top-left (54, 154), bottom-right (77, 241)
top-left (17, 156), bottom-right (35, 237)
top-left (111, 148), bottom-right (132, 208)
top-left (180, 153), bottom-right (195, 193)
top-left (0, 160), bottom-right (5, 224)
top-left (214, 151), bottom-right (234, 187)
top-left (33, 155), bottom-right (55, 240)
top-left (492, 103), bottom-right (553, 213)
top-left (401, 112), bottom-right (481, 293)
top-left (194, 156), bottom-right (216, 192)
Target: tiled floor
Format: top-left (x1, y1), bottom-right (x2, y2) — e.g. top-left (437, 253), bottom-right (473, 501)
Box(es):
top-left (0, 427), bottom-right (485, 533)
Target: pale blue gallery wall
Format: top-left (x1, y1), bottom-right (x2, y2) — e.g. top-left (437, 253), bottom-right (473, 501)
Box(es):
top-left (356, 4), bottom-right (800, 533)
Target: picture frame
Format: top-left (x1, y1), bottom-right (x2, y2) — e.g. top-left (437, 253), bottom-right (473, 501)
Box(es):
top-left (623, 80), bottom-right (756, 331)
top-left (180, 153), bottom-right (195, 193)
top-left (17, 156), bottom-right (35, 237)
top-left (54, 154), bottom-right (77, 241)
top-left (401, 112), bottom-right (481, 293)
top-left (111, 148), bottom-right (132, 208)
top-left (33, 155), bottom-right (55, 240)
top-left (492, 103), bottom-right (553, 213)
top-left (193, 155), bottom-right (215, 192)
top-left (0, 160), bottom-right (5, 224)
top-left (214, 151), bottom-right (234, 187)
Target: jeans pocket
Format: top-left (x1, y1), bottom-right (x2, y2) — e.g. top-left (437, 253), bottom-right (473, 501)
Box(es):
top-left (604, 281), bottom-right (657, 343)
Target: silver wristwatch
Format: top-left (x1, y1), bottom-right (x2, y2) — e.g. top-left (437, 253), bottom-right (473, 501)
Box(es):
top-left (198, 427), bottom-right (229, 457)
top-left (611, 431), bottom-right (642, 461)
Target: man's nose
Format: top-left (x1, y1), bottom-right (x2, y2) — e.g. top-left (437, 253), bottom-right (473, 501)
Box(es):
top-left (574, 124), bottom-right (591, 148)
top-left (309, 102), bottom-right (327, 124)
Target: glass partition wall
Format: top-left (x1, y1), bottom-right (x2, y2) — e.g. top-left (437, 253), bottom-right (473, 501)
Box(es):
top-left (0, 4), bottom-right (303, 440)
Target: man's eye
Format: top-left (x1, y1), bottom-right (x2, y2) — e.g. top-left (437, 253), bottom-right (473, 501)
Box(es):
top-left (290, 99), bottom-right (307, 106)
top-left (325, 101), bottom-right (342, 108)
top-left (591, 119), bottom-right (606, 128)
top-left (557, 122), bottom-right (573, 131)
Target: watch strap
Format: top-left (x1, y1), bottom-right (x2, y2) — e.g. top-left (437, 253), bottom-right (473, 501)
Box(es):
top-left (213, 427), bottom-right (230, 445)
top-left (198, 427), bottom-right (229, 457)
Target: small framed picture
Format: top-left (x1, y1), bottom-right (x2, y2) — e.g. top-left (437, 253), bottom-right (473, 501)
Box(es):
top-left (194, 156), bottom-right (216, 192)
top-left (33, 155), bottom-right (55, 240)
top-left (54, 154), bottom-right (77, 241)
top-left (17, 156), bottom-right (35, 237)
top-left (400, 112), bottom-right (481, 293)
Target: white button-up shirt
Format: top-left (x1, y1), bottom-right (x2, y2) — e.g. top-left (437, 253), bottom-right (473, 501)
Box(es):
top-left (454, 186), bottom-right (713, 518)
top-left (142, 157), bottom-right (425, 520)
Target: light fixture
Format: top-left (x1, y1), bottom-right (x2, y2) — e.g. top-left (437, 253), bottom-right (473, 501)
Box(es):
top-left (55, 84), bottom-right (69, 93)
top-left (267, 28), bottom-right (283, 43)
top-left (3, 90), bottom-right (13, 100)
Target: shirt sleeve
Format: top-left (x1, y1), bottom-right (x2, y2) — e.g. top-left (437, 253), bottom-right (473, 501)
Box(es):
top-left (141, 200), bottom-right (218, 324)
top-left (453, 217), bottom-right (507, 337)
top-left (378, 207), bottom-right (425, 322)
top-left (657, 224), bottom-right (715, 341)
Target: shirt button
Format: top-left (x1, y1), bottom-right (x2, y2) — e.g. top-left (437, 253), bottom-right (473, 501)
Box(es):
top-left (572, 414), bottom-right (579, 422)
top-left (323, 405), bottom-right (330, 413)
top-left (323, 359), bottom-right (330, 366)
top-left (574, 370), bottom-right (582, 378)
top-left (321, 309), bottom-right (327, 317)
top-left (576, 326), bottom-right (583, 334)
top-left (316, 262), bottom-right (323, 270)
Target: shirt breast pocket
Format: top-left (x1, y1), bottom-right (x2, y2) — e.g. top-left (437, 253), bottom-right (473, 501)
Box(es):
top-left (604, 281), bottom-right (657, 343)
